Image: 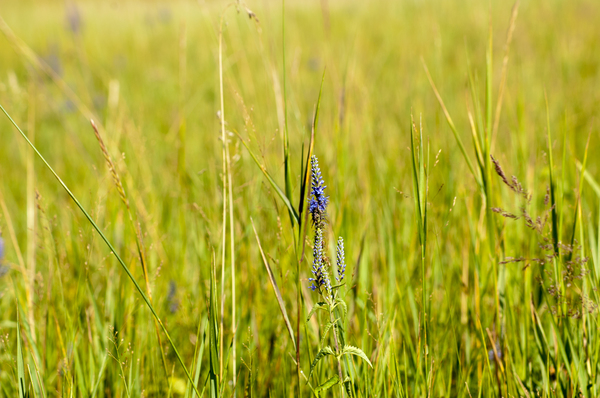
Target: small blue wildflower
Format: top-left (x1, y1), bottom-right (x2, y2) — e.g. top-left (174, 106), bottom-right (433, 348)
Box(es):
top-left (488, 344), bottom-right (502, 361)
top-left (336, 237), bottom-right (346, 282)
top-left (309, 227), bottom-right (324, 291)
top-left (309, 228), bottom-right (331, 293)
top-left (167, 280), bottom-right (180, 314)
top-left (309, 156), bottom-right (329, 228)
top-left (65, 2), bottom-right (82, 34)
top-left (0, 236), bottom-right (7, 278)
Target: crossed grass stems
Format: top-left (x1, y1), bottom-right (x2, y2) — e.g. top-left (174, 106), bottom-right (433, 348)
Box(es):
top-left (2, 97), bottom-right (371, 396)
top-left (1, 2), bottom-right (372, 394)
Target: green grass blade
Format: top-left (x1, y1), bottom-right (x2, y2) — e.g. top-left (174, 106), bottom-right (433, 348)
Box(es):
top-left (544, 95), bottom-right (559, 256)
top-left (299, 68), bottom-right (326, 233)
top-left (234, 131), bottom-right (299, 224)
top-left (341, 345), bottom-right (373, 368)
top-left (491, 1), bottom-right (520, 145)
top-left (410, 116), bottom-right (423, 243)
top-left (209, 254), bottom-right (220, 398)
top-left (90, 354), bottom-right (109, 398)
top-left (281, 0), bottom-right (294, 228)
top-left (315, 375), bottom-right (340, 393)
top-left (250, 218), bottom-right (297, 350)
top-left (485, 17), bottom-right (493, 143)
top-left (423, 60), bottom-right (482, 188)
top-left (15, 290), bottom-right (26, 398)
top-left (0, 104), bottom-right (201, 397)
top-left (576, 160), bottom-right (600, 197)
top-left (569, 131), bottom-right (592, 249)
top-left (190, 319), bottom-right (208, 398)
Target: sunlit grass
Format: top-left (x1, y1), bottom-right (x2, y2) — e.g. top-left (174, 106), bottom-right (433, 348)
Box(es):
top-left (1, 0), bottom-right (600, 396)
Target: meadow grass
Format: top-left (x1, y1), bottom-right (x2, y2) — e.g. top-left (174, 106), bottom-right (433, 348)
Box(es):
top-left (1, 0), bottom-right (600, 396)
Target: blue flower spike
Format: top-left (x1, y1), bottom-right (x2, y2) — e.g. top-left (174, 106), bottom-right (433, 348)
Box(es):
top-left (336, 237), bottom-right (346, 282)
top-left (309, 155), bottom-right (329, 228)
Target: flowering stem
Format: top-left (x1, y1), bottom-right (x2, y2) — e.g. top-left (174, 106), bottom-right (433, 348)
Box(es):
top-left (329, 301), bottom-right (345, 397)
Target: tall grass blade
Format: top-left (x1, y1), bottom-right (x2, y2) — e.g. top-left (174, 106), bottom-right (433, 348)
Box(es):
top-left (0, 104), bottom-right (201, 397)
top-left (90, 354), bottom-right (109, 398)
top-left (576, 161), bottom-right (600, 197)
top-left (281, 0), bottom-right (294, 228)
top-left (250, 218), bottom-right (297, 350)
top-left (422, 60), bottom-right (482, 188)
top-left (491, 1), bottom-right (520, 147)
top-left (15, 287), bottom-right (27, 398)
top-left (299, 68), bottom-right (326, 238)
top-left (544, 95), bottom-right (559, 256)
top-left (569, 131), bottom-right (592, 249)
top-left (209, 255), bottom-right (220, 398)
top-left (235, 132), bottom-right (299, 223)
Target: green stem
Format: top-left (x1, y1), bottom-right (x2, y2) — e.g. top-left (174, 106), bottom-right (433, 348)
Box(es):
top-left (329, 301), bottom-right (345, 397)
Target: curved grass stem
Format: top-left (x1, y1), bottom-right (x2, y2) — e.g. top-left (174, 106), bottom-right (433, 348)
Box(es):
top-left (0, 103), bottom-right (201, 398)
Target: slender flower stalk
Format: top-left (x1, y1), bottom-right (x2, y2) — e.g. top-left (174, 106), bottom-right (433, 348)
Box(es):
top-left (307, 156), bottom-right (372, 395)
top-left (308, 156), bottom-right (348, 396)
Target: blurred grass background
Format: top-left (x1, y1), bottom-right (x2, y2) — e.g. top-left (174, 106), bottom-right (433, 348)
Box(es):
top-left (1, 0), bottom-right (600, 396)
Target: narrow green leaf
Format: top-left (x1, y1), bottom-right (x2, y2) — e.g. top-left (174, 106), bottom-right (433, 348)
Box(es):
top-left (189, 318), bottom-right (207, 398)
top-left (251, 218), bottom-right (296, 350)
top-left (576, 160), bottom-right (600, 197)
top-left (281, 0), bottom-right (293, 228)
top-left (90, 354), bottom-right (109, 398)
top-left (333, 297), bottom-right (347, 321)
top-left (298, 68), bottom-right (326, 235)
top-left (0, 104), bottom-right (201, 397)
top-left (209, 255), bottom-right (220, 398)
top-left (314, 375), bottom-right (340, 393)
top-left (544, 95), bottom-right (559, 255)
top-left (27, 361), bottom-right (42, 398)
top-left (306, 302), bottom-right (327, 322)
top-left (234, 131), bottom-right (299, 224)
top-left (410, 116), bottom-right (423, 244)
top-left (320, 320), bottom-right (338, 347)
top-left (530, 301), bottom-right (557, 377)
top-left (422, 61), bottom-right (482, 188)
top-left (569, 131), bottom-right (592, 250)
top-left (344, 379), bottom-right (355, 398)
top-left (547, 316), bottom-right (576, 390)
top-left (485, 22), bottom-right (493, 143)
top-left (16, 298), bottom-right (26, 398)
top-left (341, 345), bottom-right (373, 368)
top-left (491, 1), bottom-right (520, 140)
top-left (309, 346), bottom-right (335, 378)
